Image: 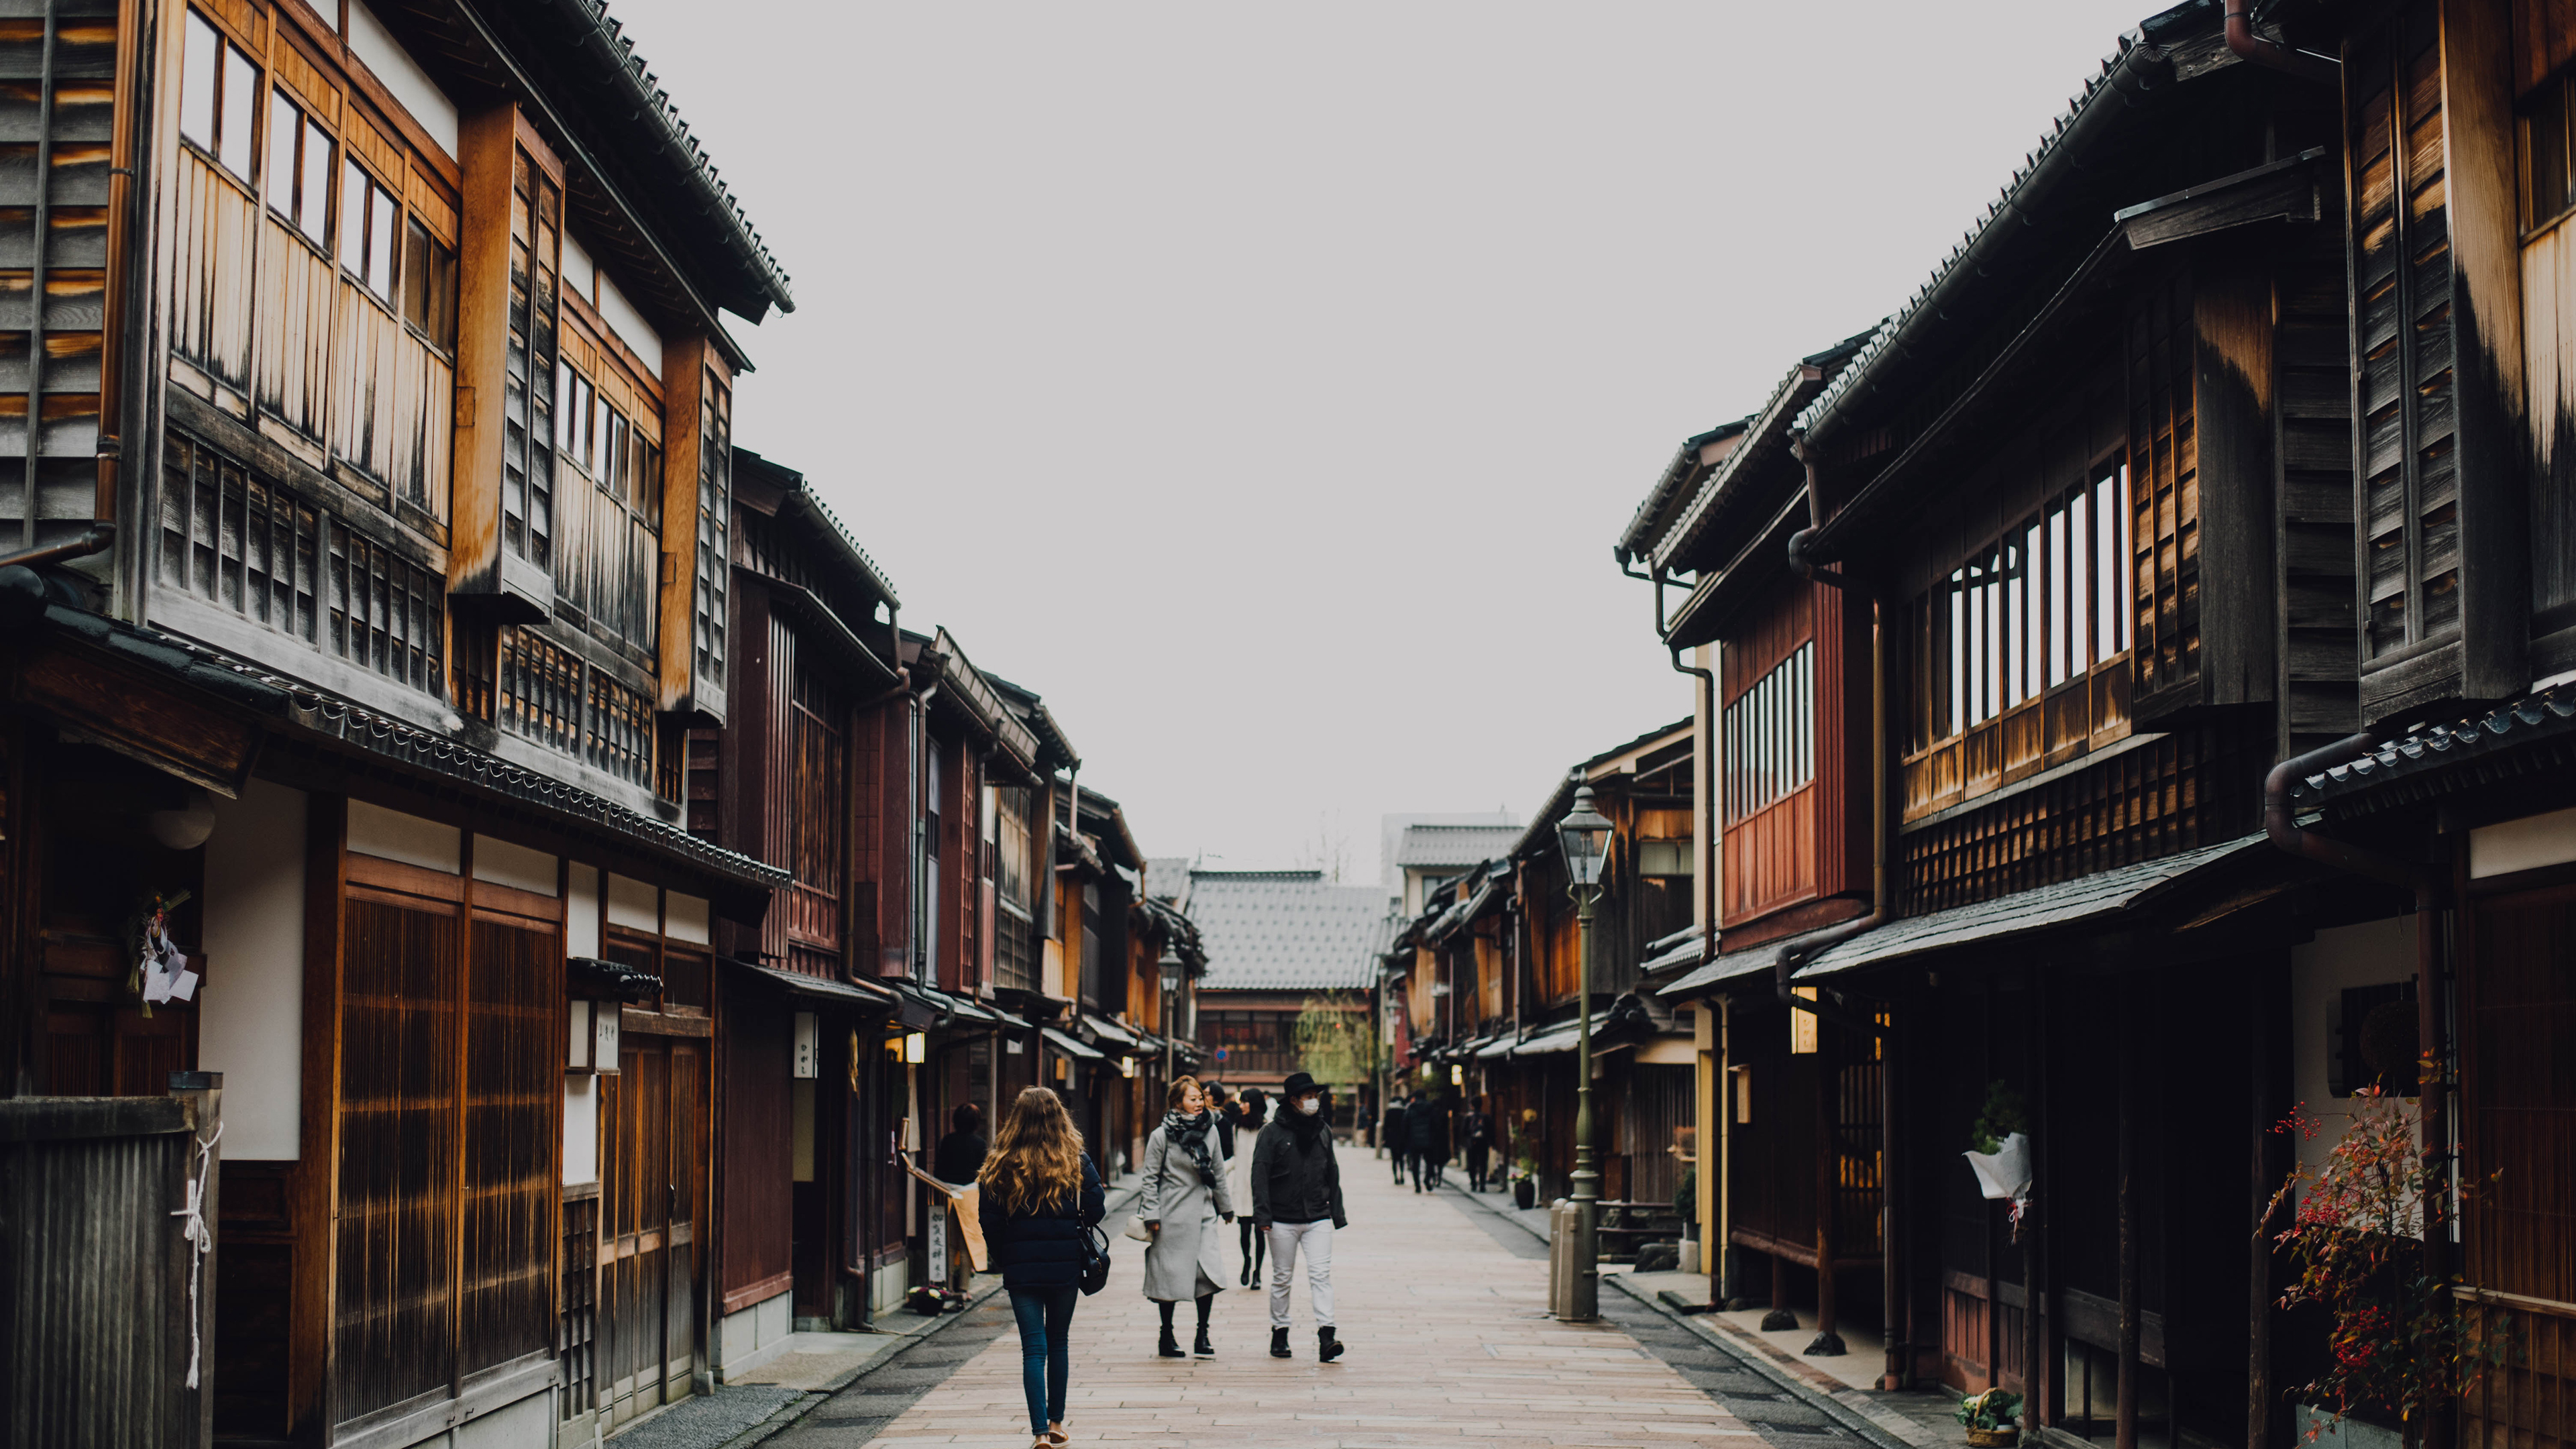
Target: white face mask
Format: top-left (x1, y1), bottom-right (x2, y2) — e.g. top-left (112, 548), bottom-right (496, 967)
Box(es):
top-left (1295, 1096), bottom-right (1322, 1116)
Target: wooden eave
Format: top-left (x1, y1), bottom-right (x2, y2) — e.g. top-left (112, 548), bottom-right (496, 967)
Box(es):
top-left (1664, 488), bottom-right (1809, 650)
top-left (368, 0), bottom-right (767, 369)
top-left (1649, 362), bottom-right (1828, 578)
top-left (1808, 150), bottom-right (2326, 563)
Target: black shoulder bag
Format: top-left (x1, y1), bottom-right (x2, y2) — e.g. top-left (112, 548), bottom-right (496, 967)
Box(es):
top-left (1078, 1223), bottom-right (1112, 1295)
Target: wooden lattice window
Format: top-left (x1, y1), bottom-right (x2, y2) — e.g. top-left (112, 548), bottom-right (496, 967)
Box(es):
top-left (2351, 9), bottom-right (2459, 659)
top-left (1903, 471), bottom-right (2132, 820)
top-left (333, 896), bottom-right (460, 1420)
top-left (499, 626), bottom-right (581, 757)
top-left (504, 149), bottom-right (561, 570)
top-left (2128, 275), bottom-right (2198, 700)
top-left (460, 916), bottom-right (559, 1368)
top-left (159, 432), bottom-right (320, 641)
top-left (585, 668), bottom-right (652, 788)
top-left (692, 370), bottom-right (731, 688)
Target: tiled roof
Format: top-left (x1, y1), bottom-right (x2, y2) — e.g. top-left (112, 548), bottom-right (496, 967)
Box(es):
top-left (1186, 870), bottom-right (1388, 991)
top-left (2295, 686), bottom-right (2576, 815)
top-left (1658, 835), bottom-right (2263, 996)
top-left (1143, 857), bottom-right (1194, 904)
top-left (1801, 1), bottom-right (2214, 445)
top-left (1394, 824), bottom-right (1523, 869)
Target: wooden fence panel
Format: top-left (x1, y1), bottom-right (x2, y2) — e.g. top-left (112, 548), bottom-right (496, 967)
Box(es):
top-left (0, 1093), bottom-right (213, 1448)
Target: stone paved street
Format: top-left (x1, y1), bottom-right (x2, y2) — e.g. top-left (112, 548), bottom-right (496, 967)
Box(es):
top-left (762, 1145), bottom-right (1866, 1449)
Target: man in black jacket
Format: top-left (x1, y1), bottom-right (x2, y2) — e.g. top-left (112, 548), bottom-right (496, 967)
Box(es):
top-left (1250, 1070), bottom-right (1348, 1362)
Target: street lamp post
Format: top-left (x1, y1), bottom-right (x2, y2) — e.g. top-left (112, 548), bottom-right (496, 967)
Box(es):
top-left (1556, 782), bottom-right (1615, 1322)
top-left (1159, 947), bottom-right (1183, 1087)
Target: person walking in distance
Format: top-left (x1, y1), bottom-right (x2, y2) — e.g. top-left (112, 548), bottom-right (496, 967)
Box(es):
top-left (976, 1088), bottom-right (1106, 1449)
top-left (1408, 1091), bottom-right (1448, 1191)
top-left (1252, 1071), bottom-right (1348, 1362)
top-left (1141, 1075), bottom-right (1234, 1358)
top-left (1381, 1098), bottom-right (1408, 1185)
top-left (933, 1102), bottom-right (991, 1291)
top-left (1396, 1093), bottom-right (1421, 1191)
top-left (1229, 1089), bottom-right (1271, 1287)
top-left (1462, 1100), bottom-right (1495, 1193)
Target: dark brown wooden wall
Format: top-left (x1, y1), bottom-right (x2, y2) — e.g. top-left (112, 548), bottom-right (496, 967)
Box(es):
top-left (719, 988), bottom-right (792, 1305)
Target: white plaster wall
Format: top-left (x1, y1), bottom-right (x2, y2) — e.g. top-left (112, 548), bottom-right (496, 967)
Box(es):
top-left (347, 0), bottom-right (458, 159)
top-left (473, 835), bottom-right (558, 897)
top-left (349, 800), bottom-right (459, 873)
top-left (564, 1075), bottom-right (599, 1187)
top-left (606, 873), bottom-right (658, 932)
top-left (2290, 914), bottom-right (2422, 1166)
top-left (666, 892), bottom-right (709, 945)
top-left (198, 780), bottom-right (307, 1161)
top-left (567, 863), bottom-right (600, 958)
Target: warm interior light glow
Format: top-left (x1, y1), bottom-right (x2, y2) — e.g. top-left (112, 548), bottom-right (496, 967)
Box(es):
top-left (903, 1031), bottom-right (927, 1065)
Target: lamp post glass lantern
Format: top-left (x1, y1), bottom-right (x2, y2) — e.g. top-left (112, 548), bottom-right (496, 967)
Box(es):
top-left (1556, 782), bottom-right (1614, 1321)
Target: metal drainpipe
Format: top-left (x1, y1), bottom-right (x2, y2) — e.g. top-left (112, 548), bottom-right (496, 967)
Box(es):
top-left (1778, 508), bottom-right (1898, 1377)
top-left (2224, 0), bottom-right (2339, 87)
top-left (2261, 729), bottom-right (2451, 1449)
top-left (1670, 639), bottom-right (1719, 965)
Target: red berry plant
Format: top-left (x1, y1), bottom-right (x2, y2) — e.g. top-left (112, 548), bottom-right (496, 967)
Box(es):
top-left (2260, 1080), bottom-right (2502, 1442)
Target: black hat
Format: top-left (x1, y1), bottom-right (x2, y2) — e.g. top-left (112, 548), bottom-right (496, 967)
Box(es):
top-left (1281, 1071), bottom-right (1320, 1097)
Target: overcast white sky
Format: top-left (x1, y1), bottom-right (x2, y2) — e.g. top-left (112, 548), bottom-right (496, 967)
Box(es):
top-left (610, 0), bottom-right (2162, 884)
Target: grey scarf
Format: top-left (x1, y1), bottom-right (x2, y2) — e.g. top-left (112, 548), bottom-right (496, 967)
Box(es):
top-left (1161, 1110), bottom-right (1220, 1187)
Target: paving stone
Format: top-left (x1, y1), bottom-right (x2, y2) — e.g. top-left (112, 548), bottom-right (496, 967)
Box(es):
top-left (820, 1145), bottom-right (1762, 1448)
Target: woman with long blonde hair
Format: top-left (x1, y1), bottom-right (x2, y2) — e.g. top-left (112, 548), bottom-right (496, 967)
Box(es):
top-left (977, 1087), bottom-right (1105, 1449)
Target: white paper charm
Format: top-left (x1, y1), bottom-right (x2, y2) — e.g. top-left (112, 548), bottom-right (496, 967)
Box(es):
top-left (1964, 1132), bottom-right (2033, 1201)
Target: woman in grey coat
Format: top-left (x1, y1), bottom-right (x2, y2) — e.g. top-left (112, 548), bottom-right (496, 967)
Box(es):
top-left (1141, 1075), bottom-right (1234, 1357)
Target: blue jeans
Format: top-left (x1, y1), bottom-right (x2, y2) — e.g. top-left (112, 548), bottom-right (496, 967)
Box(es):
top-left (1008, 1286), bottom-right (1078, 1436)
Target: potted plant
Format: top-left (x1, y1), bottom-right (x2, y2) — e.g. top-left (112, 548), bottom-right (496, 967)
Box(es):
top-left (1962, 1081), bottom-right (2031, 1204)
top-left (1511, 1108), bottom-right (1542, 1209)
top-left (2263, 1083), bottom-right (2505, 1444)
top-left (1954, 1389), bottom-right (2022, 1448)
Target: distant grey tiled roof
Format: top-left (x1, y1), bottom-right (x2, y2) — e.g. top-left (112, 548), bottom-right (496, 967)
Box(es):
top-left (1144, 857), bottom-right (1193, 904)
top-left (1395, 824), bottom-right (1523, 870)
top-left (1186, 871), bottom-right (1388, 991)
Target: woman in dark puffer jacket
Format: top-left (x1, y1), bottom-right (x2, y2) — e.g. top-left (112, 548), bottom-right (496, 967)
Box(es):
top-left (978, 1087), bottom-right (1106, 1449)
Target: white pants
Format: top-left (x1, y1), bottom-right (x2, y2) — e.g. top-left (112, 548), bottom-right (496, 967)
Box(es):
top-left (1267, 1220), bottom-right (1334, 1328)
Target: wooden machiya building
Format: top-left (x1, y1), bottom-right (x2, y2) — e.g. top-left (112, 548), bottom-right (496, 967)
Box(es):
top-left (0, 0), bottom-right (812, 1445)
top-left (1382, 723), bottom-right (1701, 1218)
top-left (1621, 3), bottom-right (2576, 1448)
top-left (678, 447), bottom-right (916, 1372)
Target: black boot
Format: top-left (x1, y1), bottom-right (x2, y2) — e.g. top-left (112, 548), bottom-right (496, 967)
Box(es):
top-left (1158, 1324), bottom-right (1187, 1358)
top-left (1318, 1327), bottom-right (1344, 1363)
top-left (1269, 1326), bottom-right (1291, 1359)
top-left (1195, 1324), bottom-right (1215, 1356)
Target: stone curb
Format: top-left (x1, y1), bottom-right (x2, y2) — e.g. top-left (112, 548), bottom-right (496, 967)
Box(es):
top-left (1434, 1180), bottom-right (1922, 1449)
top-left (706, 1177), bottom-right (1150, 1449)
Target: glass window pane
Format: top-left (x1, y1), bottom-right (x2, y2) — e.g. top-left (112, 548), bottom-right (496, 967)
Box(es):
top-left (2049, 505), bottom-right (2071, 683)
top-left (2068, 487), bottom-right (2091, 672)
top-left (266, 91), bottom-right (297, 214)
top-left (2004, 537), bottom-right (2025, 708)
top-left (1948, 572), bottom-right (1966, 734)
top-left (181, 13), bottom-right (217, 151)
top-left (368, 186), bottom-right (395, 297)
top-left (219, 46), bottom-right (256, 180)
top-left (2024, 521), bottom-right (2045, 698)
top-left (2115, 465), bottom-right (2135, 651)
top-left (299, 123), bottom-right (331, 246)
top-left (340, 160), bottom-right (366, 274)
top-left (401, 219), bottom-right (428, 329)
top-left (2096, 473), bottom-right (2121, 661)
